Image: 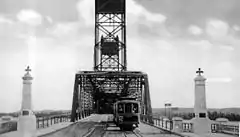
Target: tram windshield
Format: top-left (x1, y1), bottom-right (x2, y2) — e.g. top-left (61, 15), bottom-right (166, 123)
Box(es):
top-left (118, 104), bottom-right (124, 113)
top-left (117, 102), bottom-right (139, 113)
top-left (125, 103), bottom-right (132, 113)
top-left (132, 103), bottom-right (139, 113)
top-left (125, 103), bottom-right (139, 113)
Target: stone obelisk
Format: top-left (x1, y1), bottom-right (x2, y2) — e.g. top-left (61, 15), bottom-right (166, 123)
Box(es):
top-left (192, 68), bottom-right (211, 135)
top-left (17, 66), bottom-right (37, 137)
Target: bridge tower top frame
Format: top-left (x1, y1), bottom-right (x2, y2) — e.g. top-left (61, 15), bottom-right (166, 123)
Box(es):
top-left (71, 0), bottom-right (153, 123)
top-left (94, 0), bottom-right (127, 71)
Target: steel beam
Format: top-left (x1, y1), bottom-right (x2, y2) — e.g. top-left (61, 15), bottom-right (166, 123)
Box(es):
top-left (71, 0), bottom-right (153, 121)
top-left (71, 71), bottom-right (153, 119)
top-left (94, 0), bottom-right (126, 71)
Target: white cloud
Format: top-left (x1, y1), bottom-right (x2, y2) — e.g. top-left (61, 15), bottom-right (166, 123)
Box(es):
top-left (188, 25), bottom-right (203, 35)
top-left (189, 40), bottom-right (213, 50)
top-left (76, 0), bottom-right (94, 26)
top-left (208, 77), bottom-right (232, 83)
top-left (46, 16), bottom-right (53, 24)
top-left (76, 0), bottom-right (166, 27)
top-left (127, 0), bottom-right (166, 24)
top-left (2, 0), bottom-right (238, 112)
top-left (47, 22), bottom-right (80, 37)
top-left (233, 25), bottom-right (240, 31)
top-left (206, 19), bottom-right (229, 38)
top-left (26, 34), bottom-right (37, 70)
top-left (156, 40), bottom-right (173, 51)
top-left (219, 45), bottom-right (234, 51)
top-left (207, 62), bottom-right (235, 79)
top-left (17, 9), bottom-right (42, 26)
top-left (0, 15), bottom-right (13, 24)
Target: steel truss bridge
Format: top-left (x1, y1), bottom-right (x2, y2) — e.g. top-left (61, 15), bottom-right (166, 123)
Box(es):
top-left (0, 0), bottom-right (239, 137)
top-left (71, 0), bottom-right (153, 123)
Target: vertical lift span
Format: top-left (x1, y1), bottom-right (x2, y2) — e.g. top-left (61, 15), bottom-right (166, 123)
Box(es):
top-left (71, 0), bottom-right (153, 123)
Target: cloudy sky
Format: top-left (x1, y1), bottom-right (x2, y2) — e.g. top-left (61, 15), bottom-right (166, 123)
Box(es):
top-left (0, 0), bottom-right (240, 112)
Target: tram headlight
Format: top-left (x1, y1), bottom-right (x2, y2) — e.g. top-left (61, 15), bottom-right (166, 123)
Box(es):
top-left (119, 116), bottom-right (123, 121)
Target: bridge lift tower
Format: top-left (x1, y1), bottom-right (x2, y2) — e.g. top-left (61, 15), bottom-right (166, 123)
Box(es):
top-left (71, 0), bottom-right (153, 122)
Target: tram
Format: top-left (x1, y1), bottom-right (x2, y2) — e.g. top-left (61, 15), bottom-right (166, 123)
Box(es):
top-left (113, 98), bottom-right (140, 130)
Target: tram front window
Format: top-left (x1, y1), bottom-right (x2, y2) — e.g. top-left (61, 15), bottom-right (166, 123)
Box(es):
top-left (125, 103), bottom-right (132, 113)
top-left (118, 104), bottom-right (124, 113)
top-left (133, 103), bottom-right (138, 113)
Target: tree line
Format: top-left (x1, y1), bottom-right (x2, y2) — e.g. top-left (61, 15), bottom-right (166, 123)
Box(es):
top-left (0, 110), bottom-right (71, 118)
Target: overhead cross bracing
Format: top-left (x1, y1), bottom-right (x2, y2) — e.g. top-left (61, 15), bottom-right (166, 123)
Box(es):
top-left (71, 0), bottom-right (153, 124)
top-left (94, 0), bottom-right (126, 71)
top-left (71, 71), bottom-right (153, 121)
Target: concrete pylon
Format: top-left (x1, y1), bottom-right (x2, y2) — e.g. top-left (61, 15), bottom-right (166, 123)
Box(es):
top-left (191, 68), bottom-right (211, 135)
top-left (17, 66), bottom-right (37, 137)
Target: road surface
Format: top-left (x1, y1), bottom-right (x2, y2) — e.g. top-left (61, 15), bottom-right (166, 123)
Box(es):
top-left (40, 114), bottom-right (180, 137)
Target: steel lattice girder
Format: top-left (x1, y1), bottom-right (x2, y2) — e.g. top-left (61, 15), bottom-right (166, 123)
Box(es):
top-left (94, 3), bottom-right (127, 71)
top-left (71, 0), bottom-right (153, 123)
top-left (71, 71), bottom-right (153, 122)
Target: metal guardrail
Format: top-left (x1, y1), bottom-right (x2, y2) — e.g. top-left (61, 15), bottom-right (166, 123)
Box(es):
top-left (0, 110), bottom-right (92, 135)
top-left (140, 114), bottom-right (185, 137)
top-left (140, 114), bottom-right (173, 130)
top-left (1, 112), bottom-right (239, 136)
top-left (0, 113), bottom-right (71, 135)
top-left (73, 109), bottom-right (92, 122)
top-left (36, 114), bottom-right (71, 129)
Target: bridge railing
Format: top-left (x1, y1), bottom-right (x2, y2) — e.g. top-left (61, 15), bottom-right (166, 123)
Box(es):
top-left (36, 113), bottom-right (71, 129)
top-left (0, 113), bottom-right (71, 135)
top-left (181, 122), bottom-right (239, 136)
top-left (182, 122), bottom-right (193, 132)
top-left (72, 109), bottom-right (92, 121)
top-left (141, 114), bottom-right (173, 130)
top-left (141, 114), bottom-right (239, 136)
top-left (140, 114), bottom-right (174, 132)
top-left (0, 110), bottom-right (93, 135)
top-left (0, 120), bottom-right (18, 134)
top-left (211, 123), bottom-right (239, 136)
top-left (181, 122), bottom-right (239, 135)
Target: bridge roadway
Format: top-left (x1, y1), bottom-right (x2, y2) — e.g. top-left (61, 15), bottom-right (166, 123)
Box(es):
top-left (40, 114), bottom-right (180, 137)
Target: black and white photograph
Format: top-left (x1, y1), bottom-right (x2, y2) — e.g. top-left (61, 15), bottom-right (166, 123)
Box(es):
top-left (0, 0), bottom-right (239, 137)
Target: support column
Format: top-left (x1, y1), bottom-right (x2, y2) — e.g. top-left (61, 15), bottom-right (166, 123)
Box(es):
top-left (191, 68), bottom-right (211, 135)
top-left (17, 66), bottom-right (37, 137)
top-left (172, 117), bottom-right (183, 133)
